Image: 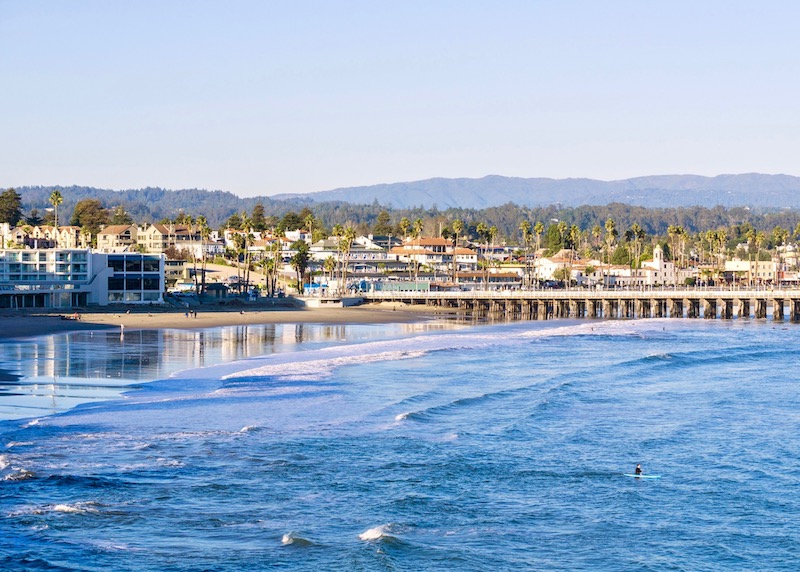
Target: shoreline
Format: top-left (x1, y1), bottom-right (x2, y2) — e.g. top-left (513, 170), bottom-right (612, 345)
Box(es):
top-left (0, 302), bottom-right (459, 340)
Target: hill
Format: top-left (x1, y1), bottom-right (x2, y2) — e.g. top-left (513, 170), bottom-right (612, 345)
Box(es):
top-left (273, 173), bottom-right (800, 210)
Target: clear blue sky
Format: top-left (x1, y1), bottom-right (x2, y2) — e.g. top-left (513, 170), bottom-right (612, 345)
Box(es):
top-left (2, 1), bottom-right (799, 197)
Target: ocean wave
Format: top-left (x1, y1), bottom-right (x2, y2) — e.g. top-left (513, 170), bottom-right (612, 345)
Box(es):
top-left (281, 532), bottom-right (315, 546)
top-left (223, 349), bottom-right (428, 382)
top-left (157, 321), bottom-right (657, 388)
top-left (5, 441), bottom-right (34, 448)
top-left (52, 501), bottom-right (101, 515)
top-left (0, 454), bottom-right (9, 470)
top-left (4, 468), bottom-right (36, 482)
top-left (358, 523), bottom-right (401, 542)
top-left (156, 458), bottom-right (185, 468)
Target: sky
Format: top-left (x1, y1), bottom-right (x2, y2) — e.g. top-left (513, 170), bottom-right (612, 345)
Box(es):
top-left (2, 1), bottom-right (799, 197)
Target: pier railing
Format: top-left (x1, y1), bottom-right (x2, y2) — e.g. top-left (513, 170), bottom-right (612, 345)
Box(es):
top-left (362, 288), bottom-right (798, 301)
top-left (359, 288), bottom-right (800, 320)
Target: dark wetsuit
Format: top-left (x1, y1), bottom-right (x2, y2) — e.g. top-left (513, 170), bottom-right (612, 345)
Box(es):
top-left (635, 466), bottom-right (642, 475)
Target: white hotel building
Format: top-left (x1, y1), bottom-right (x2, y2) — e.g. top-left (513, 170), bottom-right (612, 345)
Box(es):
top-left (0, 249), bottom-right (165, 309)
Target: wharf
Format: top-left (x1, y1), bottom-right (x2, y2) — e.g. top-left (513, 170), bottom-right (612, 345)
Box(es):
top-left (361, 288), bottom-right (800, 320)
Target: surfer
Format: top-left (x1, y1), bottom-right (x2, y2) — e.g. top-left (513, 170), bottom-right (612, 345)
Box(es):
top-left (635, 464), bottom-right (642, 475)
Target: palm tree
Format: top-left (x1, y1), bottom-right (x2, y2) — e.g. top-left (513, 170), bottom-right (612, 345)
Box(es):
top-left (746, 229), bottom-right (756, 286)
top-left (568, 224), bottom-right (580, 288)
top-left (304, 213), bottom-right (316, 242)
top-left (519, 220), bottom-right (532, 287)
top-left (290, 240), bottom-right (311, 294)
top-left (772, 226), bottom-right (789, 283)
top-left (263, 240), bottom-right (281, 297)
top-left (533, 221), bottom-right (544, 284)
top-left (452, 218), bottom-right (464, 283)
top-left (556, 220), bottom-right (568, 251)
top-left (196, 215), bottom-right (211, 294)
top-left (49, 190), bottom-right (63, 244)
top-left (398, 218), bottom-right (411, 242)
top-left (754, 231), bottom-right (766, 286)
top-left (340, 225), bottom-right (356, 291)
top-left (323, 255), bottom-right (336, 288)
top-left (409, 219), bottom-right (424, 282)
top-left (604, 218), bottom-right (617, 287)
top-left (476, 222), bottom-right (489, 287)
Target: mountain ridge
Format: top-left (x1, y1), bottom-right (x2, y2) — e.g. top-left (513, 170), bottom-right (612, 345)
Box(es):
top-left (272, 173), bottom-right (800, 209)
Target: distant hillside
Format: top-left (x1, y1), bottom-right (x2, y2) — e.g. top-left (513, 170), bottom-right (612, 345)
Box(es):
top-left (13, 186), bottom-right (314, 229)
top-left (273, 173), bottom-right (800, 210)
top-left (10, 173), bottom-right (800, 230)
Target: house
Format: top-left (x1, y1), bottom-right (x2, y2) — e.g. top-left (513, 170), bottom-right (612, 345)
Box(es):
top-left (0, 249), bottom-right (165, 308)
top-left (140, 224), bottom-right (203, 255)
top-left (96, 225), bottom-right (138, 252)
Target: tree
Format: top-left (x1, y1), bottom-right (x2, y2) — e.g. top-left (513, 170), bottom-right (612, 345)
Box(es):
top-left (340, 225), bottom-right (357, 289)
top-left (0, 188), bottom-right (23, 225)
top-left (411, 218), bottom-right (424, 281)
top-left (556, 220), bottom-right (568, 251)
top-left (251, 203), bottom-right (267, 232)
top-left (110, 205), bottom-right (133, 225)
top-left (534, 221), bottom-right (544, 282)
top-left (398, 217), bottom-right (411, 241)
top-left (279, 211), bottom-right (304, 232)
top-left (303, 212), bottom-right (316, 240)
top-left (70, 199), bottom-right (109, 237)
top-left (568, 224), bottom-right (580, 289)
top-left (323, 255), bottom-right (337, 287)
top-left (262, 240), bottom-right (281, 297)
top-left (196, 215), bottom-right (211, 294)
top-left (225, 212), bottom-right (244, 230)
top-left (49, 190), bottom-right (63, 229)
top-left (754, 231), bottom-right (766, 285)
top-left (373, 210), bottom-right (393, 235)
top-left (452, 218), bottom-right (465, 283)
top-left (290, 240), bottom-right (311, 294)
top-left (519, 220), bottom-right (532, 287)
top-left (26, 209), bottom-right (43, 226)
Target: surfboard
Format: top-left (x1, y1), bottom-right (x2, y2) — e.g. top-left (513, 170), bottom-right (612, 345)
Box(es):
top-left (623, 473), bottom-right (661, 479)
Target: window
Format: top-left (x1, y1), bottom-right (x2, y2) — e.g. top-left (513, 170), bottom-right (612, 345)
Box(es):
top-left (125, 258), bottom-right (142, 272)
top-left (108, 277), bottom-right (125, 290)
top-left (142, 257), bottom-right (160, 272)
top-left (109, 257), bottom-right (125, 272)
top-left (143, 276), bottom-right (160, 290)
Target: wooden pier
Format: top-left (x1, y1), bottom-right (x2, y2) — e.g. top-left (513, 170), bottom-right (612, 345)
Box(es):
top-left (360, 289), bottom-right (800, 321)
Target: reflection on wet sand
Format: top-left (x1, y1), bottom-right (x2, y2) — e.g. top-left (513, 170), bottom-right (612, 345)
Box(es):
top-left (0, 321), bottom-right (452, 421)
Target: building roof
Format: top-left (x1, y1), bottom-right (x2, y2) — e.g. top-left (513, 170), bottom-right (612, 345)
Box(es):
top-left (98, 225), bottom-right (136, 236)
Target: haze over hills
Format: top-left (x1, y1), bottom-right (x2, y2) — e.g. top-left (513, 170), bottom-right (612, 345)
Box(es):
top-left (11, 173), bottom-right (800, 229)
top-left (273, 173), bottom-right (800, 210)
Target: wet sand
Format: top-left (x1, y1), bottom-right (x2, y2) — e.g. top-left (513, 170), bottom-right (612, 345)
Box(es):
top-left (0, 302), bottom-right (455, 340)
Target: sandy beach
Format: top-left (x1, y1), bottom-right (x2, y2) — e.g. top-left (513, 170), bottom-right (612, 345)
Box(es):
top-left (0, 301), bottom-right (455, 340)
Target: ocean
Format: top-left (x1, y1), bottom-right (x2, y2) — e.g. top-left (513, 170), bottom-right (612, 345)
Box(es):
top-left (2, 317), bottom-right (800, 570)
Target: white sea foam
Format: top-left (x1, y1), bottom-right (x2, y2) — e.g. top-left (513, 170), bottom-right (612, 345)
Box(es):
top-left (0, 454), bottom-right (9, 470)
top-left (157, 320), bottom-right (642, 392)
top-left (239, 425), bottom-right (259, 433)
top-left (394, 412), bottom-right (410, 421)
top-left (53, 502), bottom-right (100, 514)
top-left (5, 441), bottom-right (33, 448)
top-left (3, 468), bottom-right (36, 481)
top-left (156, 458), bottom-right (185, 468)
top-left (224, 349), bottom-right (428, 382)
top-left (359, 523), bottom-right (397, 541)
top-left (281, 532), bottom-right (313, 546)
top-left (22, 419), bottom-right (41, 428)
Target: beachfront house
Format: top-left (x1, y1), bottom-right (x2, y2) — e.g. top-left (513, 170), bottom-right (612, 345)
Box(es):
top-left (96, 225), bottom-right (139, 253)
top-left (0, 249), bottom-right (165, 309)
